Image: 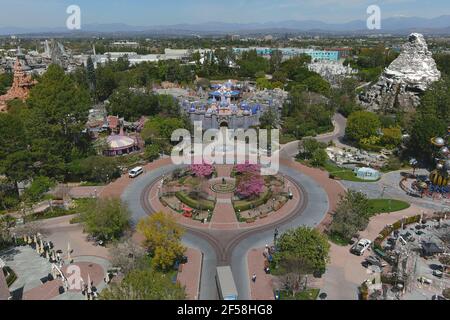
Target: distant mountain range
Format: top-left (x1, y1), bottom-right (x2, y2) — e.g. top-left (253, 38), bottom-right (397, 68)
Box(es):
top-left (1, 15), bottom-right (450, 36)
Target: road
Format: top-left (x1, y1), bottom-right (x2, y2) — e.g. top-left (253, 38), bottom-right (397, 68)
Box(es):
top-left (121, 163), bottom-right (330, 300)
top-left (120, 114), bottom-right (347, 300)
top-left (280, 113), bottom-right (347, 160)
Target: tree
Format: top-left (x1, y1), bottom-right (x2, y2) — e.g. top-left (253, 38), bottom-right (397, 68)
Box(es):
top-left (100, 269), bottom-right (186, 300)
top-left (22, 176), bottom-right (55, 204)
top-left (329, 191), bottom-right (371, 242)
top-left (272, 70), bottom-right (288, 84)
top-left (68, 156), bottom-right (121, 183)
top-left (237, 50), bottom-right (269, 78)
top-left (86, 56), bottom-right (97, 95)
top-left (95, 65), bottom-right (118, 101)
top-left (346, 111), bottom-right (381, 143)
top-left (0, 113), bottom-right (33, 195)
top-left (381, 127), bottom-right (402, 149)
top-left (259, 108), bottom-right (279, 129)
top-left (0, 215), bottom-right (12, 250)
top-left (137, 212), bottom-right (185, 271)
top-left (406, 77), bottom-right (449, 165)
top-left (190, 163), bottom-right (214, 178)
top-left (274, 226), bottom-right (330, 275)
top-left (311, 148), bottom-right (328, 167)
top-left (269, 49), bottom-right (283, 73)
top-left (79, 198), bottom-right (130, 242)
top-left (302, 75), bottom-right (331, 96)
top-left (144, 144), bottom-right (161, 162)
top-left (256, 77), bottom-right (273, 90)
top-left (236, 173), bottom-right (265, 199)
top-left (298, 139), bottom-right (326, 160)
top-left (26, 64), bottom-right (91, 178)
top-left (141, 116), bottom-right (188, 154)
top-left (275, 255), bottom-right (314, 297)
top-left (0, 72), bottom-right (12, 95)
top-left (109, 239), bottom-right (146, 275)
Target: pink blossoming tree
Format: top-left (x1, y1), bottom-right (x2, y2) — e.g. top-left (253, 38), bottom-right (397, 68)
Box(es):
top-left (236, 174), bottom-right (265, 199)
top-left (190, 163), bottom-right (214, 178)
top-left (235, 162), bottom-right (261, 175)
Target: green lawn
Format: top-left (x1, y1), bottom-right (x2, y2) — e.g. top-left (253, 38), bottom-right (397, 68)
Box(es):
top-left (323, 161), bottom-right (380, 183)
top-left (328, 233), bottom-right (351, 246)
top-left (367, 199), bottom-right (410, 215)
top-left (322, 162), bottom-right (366, 182)
top-left (24, 206), bottom-right (77, 223)
top-left (278, 289), bottom-right (320, 300)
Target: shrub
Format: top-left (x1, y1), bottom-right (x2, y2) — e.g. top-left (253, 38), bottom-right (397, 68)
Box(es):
top-left (68, 156), bottom-right (121, 183)
top-left (175, 191), bottom-right (215, 211)
top-left (233, 190), bottom-right (272, 212)
top-left (23, 176), bottom-right (55, 203)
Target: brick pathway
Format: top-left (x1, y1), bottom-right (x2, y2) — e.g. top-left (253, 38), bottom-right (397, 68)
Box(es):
top-left (69, 186), bottom-right (105, 199)
top-left (41, 215), bottom-right (110, 260)
top-left (247, 248), bottom-right (275, 300)
top-left (211, 199), bottom-right (238, 226)
top-left (22, 262), bottom-right (105, 300)
top-left (100, 158), bottom-right (173, 199)
top-left (177, 247), bottom-right (203, 300)
top-left (321, 205), bottom-right (435, 300)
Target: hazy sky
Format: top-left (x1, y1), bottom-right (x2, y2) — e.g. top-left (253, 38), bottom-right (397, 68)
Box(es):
top-left (0, 0), bottom-right (449, 27)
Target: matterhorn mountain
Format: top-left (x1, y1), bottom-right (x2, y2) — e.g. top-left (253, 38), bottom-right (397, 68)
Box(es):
top-left (358, 33), bottom-right (441, 112)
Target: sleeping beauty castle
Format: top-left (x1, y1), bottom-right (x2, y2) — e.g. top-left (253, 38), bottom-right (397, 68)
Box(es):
top-left (181, 80), bottom-right (286, 130)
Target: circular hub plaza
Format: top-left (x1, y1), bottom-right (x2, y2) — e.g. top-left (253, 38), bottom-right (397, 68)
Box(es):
top-left (117, 155), bottom-right (344, 300)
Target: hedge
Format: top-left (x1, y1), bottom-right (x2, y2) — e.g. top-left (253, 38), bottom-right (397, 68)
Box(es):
top-left (175, 191), bottom-right (215, 211)
top-left (233, 190), bottom-right (273, 212)
top-left (374, 215), bottom-right (422, 249)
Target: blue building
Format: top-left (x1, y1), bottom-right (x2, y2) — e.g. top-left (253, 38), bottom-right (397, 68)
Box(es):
top-left (233, 47), bottom-right (340, 62)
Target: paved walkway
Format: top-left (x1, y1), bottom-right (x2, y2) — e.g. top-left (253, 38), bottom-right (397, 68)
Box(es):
top-left (247, 248), bottom-right (275, 300)
top-left (69, 186), bottom-right (105, 199)
top-left (320, 205), bottom-right (435, 300)
top-left (101, 157), bottom-right (174, 199)
top-left (211, 199), bottom-right (238, 226)
top-left (177, 247), bottom-right (203, 300)
top-left (40, 215), bottom-right (109, 260)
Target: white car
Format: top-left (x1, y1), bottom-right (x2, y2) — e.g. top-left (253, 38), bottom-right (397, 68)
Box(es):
top-left (129, 167), bottom-right (144, 178)
top-left (351, 239), bottom-right (372, 256)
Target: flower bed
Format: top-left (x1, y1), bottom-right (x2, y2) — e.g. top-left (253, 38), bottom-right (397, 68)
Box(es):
top-left (233, 190), bottom-right (273, 212)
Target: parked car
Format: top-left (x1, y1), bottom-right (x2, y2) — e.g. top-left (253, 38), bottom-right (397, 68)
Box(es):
top-left (418, 276), bottom-right (433, 285)
top-left (432, 270), bottom-right (443, 278)
top-left (363, 255), bottom-right (388, 269)
top-left (129, 166), bottom-right (144, 178)
top-left (351, 239), bottom-right (372, 256)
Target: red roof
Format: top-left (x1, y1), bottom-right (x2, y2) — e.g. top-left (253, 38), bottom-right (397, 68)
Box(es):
top-left (107, 116), bottom-right (119, 129)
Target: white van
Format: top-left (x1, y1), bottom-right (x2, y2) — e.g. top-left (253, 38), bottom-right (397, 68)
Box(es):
top-left (129, 167), bottom-right (144, 178)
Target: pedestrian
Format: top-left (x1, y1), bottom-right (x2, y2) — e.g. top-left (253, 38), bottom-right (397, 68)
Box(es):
top-left (252, 273), bottom-right (257, 283)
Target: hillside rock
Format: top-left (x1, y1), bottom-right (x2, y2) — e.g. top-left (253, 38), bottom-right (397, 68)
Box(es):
top-left (358, 33), bottom-right (441, 112)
